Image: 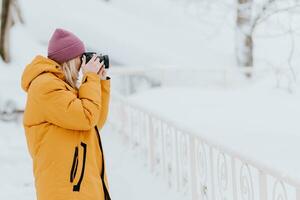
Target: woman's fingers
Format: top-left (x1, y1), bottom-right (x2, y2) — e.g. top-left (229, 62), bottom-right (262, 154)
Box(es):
top-left (82, 54), bottom-right (107, 75)
top-left (100, 68), bottom-right (107, 80)
top-left (94, 57), bottom-right (100, 65)
top-left (87, 54), bottom-right (98, 65)
top-left (91, 54), bottom-right (98, 62)
top-left (100, 60), bottom-right (104, 68)
top-left (102, 69), bottom-right (107, 76)
top-left (97, 61), bottom-right (105, 74)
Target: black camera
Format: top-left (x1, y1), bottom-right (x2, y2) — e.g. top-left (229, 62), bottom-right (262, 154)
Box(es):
top-left (81, 52), bottom-right (109, 69)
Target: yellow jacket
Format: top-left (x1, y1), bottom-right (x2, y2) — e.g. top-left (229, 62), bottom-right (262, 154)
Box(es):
top-left (21, 55), bottom-right (111, 200)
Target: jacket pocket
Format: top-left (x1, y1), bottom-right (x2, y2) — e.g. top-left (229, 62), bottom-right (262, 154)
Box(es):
top-left (70, 146), bottom-right (78, 183)
top-left (69, 142), bottom-right (87, 192)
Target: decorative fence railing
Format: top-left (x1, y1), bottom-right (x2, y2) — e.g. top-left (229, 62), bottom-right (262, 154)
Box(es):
top-left (108, 91), bottom-right (300, 200)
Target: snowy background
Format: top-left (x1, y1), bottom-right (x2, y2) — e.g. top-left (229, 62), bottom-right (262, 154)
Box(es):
top-left (1, 0), bottom-right (300, 199)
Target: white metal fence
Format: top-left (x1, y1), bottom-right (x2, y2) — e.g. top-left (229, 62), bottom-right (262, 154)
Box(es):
top-left (108, 91), bottom-right (300, 200)
top-left (108, 69), bottom-right (300, 200)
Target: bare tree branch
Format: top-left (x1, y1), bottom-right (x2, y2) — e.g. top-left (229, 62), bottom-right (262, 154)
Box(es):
top-left (251, 0), bottom-right (277, 33)
top-left (255, 4), bottom-right (300, 27)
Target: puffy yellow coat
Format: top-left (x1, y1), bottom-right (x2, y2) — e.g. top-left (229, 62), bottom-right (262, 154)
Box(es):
top-left (21, 55), bottom-right (111, 200)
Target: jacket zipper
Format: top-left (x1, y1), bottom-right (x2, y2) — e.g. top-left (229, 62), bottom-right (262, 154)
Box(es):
top-left (95, 126), bottom-right (111, 200)
top-left (72, 142), bottom-right (87, 192)
top-left (70, 146), bottom-right (79, 183)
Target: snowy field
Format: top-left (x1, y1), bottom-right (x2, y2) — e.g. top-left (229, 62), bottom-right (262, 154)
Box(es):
top-left (1, 0), bottom-right (300, 199)
top-left (127, 84), bottom-right (300, 180)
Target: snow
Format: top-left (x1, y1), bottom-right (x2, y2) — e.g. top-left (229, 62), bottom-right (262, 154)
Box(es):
top-left (0, 122), bottom-right (33, 200)
top-left (102, 125), bottom-right (185, 200)
top-left (1, 0), bottom-right (300, 199)
top-left (20, 0), bottom-right (236, 68)
top-left (127, 84), bottom-right (300, 180)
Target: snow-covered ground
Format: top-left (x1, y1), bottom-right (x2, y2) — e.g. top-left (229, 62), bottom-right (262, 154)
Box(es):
top-left (1, 0), bottom-right (300, 199)
top-left (0, 122), bottom-right (33, 199)
top-left (127, 85), bottom-right (300, 180)
top-left (0, 121), bottom-right (185, 200)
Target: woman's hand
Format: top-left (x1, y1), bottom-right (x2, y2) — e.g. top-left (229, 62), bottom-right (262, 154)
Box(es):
top-left (81, 54), bottom-right (104, 74)
top-left (97, 66), bottom-right (108, 80)
top-left (97, 63), bottom-right (111, 80)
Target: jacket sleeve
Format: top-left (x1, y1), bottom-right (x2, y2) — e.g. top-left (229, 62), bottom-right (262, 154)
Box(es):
top-left (36, 72), bottom-right (102, 131)
top-left (97, 76), bottom-right (110, 130)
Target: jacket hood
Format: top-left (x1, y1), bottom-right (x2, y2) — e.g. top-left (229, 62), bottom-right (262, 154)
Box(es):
top-left (21, 55), bottom-right (66, 92)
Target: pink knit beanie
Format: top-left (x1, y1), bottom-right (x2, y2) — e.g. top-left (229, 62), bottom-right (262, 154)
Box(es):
top-left (47, 28), bottom-right (85, 64)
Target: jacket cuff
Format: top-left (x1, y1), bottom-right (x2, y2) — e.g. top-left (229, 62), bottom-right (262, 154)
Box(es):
top-left (82, 72), bottom-right (101, 83)
top-left (100, 77), bottom-right (110, 92)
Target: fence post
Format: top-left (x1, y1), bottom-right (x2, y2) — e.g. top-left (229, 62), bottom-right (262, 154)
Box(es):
top-left (231, 157), bottom-right (238, 200)
top-left (210, 146), bottom-right (216, 200)
top-left (174, 129), bottom-right (180, 192)
top-left (148, 116), bottom-right (155, 173)
top-left (296, 188), bottom-right (300, 200)
top-left (189, 135), bottom-right (198, 200)
top-left (259, 170), bottom-right (268, 200)
top-left (161, 121), bottom-right (166, 179)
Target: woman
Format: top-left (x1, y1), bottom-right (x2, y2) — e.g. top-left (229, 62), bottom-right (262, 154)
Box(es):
top-left (21, 28), bottom-right (111, 200)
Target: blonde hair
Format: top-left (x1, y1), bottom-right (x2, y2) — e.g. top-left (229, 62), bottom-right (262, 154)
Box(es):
top-left (60, 58), bottom-right (80, 90)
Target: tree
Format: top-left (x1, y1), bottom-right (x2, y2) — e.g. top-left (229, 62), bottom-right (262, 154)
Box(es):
top-left (236, 0), bottom-right (253, 75)
top-left (0, 0), bottom-right (23, 63)
top-left (236, 0), bottom-right (300, 77)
